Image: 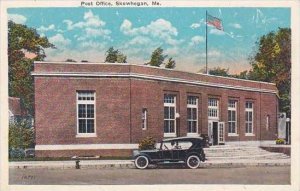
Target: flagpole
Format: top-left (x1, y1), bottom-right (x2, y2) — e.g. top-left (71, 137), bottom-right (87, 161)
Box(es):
top-left (205, 10), bottom-right (208, 74)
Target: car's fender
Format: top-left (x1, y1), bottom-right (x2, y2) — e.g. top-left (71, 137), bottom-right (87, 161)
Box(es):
top-left (185, 152), bottom-right (202, 162)
top-left (134, 153), bottom-right (152, 162)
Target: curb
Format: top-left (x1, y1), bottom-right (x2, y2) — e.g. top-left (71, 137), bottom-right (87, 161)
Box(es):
top-left (9, 161), bottom-right (290, 170)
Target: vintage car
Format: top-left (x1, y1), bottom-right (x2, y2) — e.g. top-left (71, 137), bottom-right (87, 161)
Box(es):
top-left (133, 137), bottom-right (207, 169)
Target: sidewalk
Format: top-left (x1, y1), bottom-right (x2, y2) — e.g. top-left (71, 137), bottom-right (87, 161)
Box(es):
top-left (9, 158), bottom-right (290, 169)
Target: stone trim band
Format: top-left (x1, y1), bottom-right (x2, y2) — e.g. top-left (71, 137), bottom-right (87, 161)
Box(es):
top-left (32, 72), bottom-right (277, 94)
top-left (35, 144), bottom-right (139, 150)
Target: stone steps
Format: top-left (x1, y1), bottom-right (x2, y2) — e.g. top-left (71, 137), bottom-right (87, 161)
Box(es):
top-left (203, 145), bottom-right (290, 160)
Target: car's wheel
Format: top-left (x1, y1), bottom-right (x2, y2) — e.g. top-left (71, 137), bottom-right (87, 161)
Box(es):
top-left (186, 155), bottom-right (201, 169)
top-left (134, 155), bottom-right (149, 169)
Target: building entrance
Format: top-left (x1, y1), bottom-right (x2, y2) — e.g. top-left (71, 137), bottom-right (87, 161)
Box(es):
top-left (208, 121), bottom-right (225, 145)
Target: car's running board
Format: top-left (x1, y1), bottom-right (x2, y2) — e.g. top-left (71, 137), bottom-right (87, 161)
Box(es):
top-left (157, 161), bottom-right (185, 164)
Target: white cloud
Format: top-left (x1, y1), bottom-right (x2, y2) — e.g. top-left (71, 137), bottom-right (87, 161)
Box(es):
top-left (79, 40), bottom-right (106, 49)
top-left (63, 10), bottom-right (106, 30)
top-left (190, 23), bottom-right (201, 29)
top-left (120, 19), bottom-right (132, 34)
top-left (229, 23), bottom-right (242, 29)
top-left (63, 10), bottom-right (111, 43)
top-left (120, 18), bottom-right (180, 47)
top-left (8, 14), bottom-right (27, 24)
top-left (127, 36), bottom-right (152, 46)
top-left (85, 28), bottom-right (111, 39)
top-left (190, 19), bottom-right (205, 30)
top-left (165, 46), bottom-right (180, 56)
top-left (45, 48), bottom-right (106, 63)
top-left (189, 36), bottom-right (205, 46)
top-left (120, 18), bottom-right (177, 37)
top-left (37, 24), bottom-right (55, 32)
top-left (49, 34), bottom-right (71, 48)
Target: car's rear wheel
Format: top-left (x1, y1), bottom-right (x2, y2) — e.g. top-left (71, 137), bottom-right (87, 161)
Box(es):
top-left (134, 156), bottom-right (149, 169)
top-left (186, 155), bottom-right (201, 169)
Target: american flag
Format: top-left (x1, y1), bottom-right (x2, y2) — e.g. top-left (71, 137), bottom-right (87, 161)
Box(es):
top-left (207, 14), bottom-right (223, 31)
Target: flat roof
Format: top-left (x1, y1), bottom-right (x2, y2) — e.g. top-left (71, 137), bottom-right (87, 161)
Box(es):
top-left (34, 61), bottom-right (276, 86)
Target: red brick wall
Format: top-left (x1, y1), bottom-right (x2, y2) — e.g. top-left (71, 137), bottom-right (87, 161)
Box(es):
top-left (129, 79), bottom-right (278, 143)
top-left (34, 62), bottom-right (279, 157)
top-left (35, 77), bottom-right (131, 145)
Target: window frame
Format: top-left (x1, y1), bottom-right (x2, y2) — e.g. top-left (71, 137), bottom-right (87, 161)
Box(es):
top-left (228, 100), bottom-right (238, 136)
top-left (142, 108), bottom-right (147, 130)
top-left (164, 94), bottom-right (176, 137)
top-left (187, 96), bottom-right (199, 136)
top-left (208, 98), bottom-right (219, 120)
top-left (266, 115), bottom-right (270, 130)
top-left (245, 101), bottom-right (254, 136)
top-left (76, 91), bottom-right (97, 138)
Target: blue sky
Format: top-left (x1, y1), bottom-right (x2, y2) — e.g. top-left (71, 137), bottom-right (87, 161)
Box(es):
top-left (8, 7), bottom-right (290, 73)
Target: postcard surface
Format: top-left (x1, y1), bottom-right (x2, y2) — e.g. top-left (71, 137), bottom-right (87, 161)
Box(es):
top-left (0, 1), bottom-right (299, 191)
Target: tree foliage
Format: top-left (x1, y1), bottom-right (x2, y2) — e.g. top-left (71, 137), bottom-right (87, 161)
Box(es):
top-left (248, 28), bottom-right (291, 116)
top-left (138, 136), bottom-right (156, 150)
top-left (8, 21), bottom-right (55, 115)
top-left (209, 67), bottom-right (229, 77)
top-left (9, 120), bottom-right (34, 149)
top-left (65, 58), bottom-right (77, 62)
top-left (165, 57), bottom-right (176, 69)
top-left (148, 47), bottom-right (176, 69)
top-left (148, 47), bottom-right (167, 67)
top-left (105, 47), bottom-right (127, 63)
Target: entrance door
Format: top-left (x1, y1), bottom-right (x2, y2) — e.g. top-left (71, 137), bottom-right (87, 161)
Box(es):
top-left (208, 121), bottom-right (219, 145)
top-left (212, 122), bottom-right (218, 145)
top-left (218, 122), bottom-right (225, 144)
top-left (208, 121), bottom-right (225, 145)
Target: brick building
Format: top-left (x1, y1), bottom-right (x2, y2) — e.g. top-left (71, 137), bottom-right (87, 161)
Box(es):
top-left (32, 61), bottom-right (279, 157)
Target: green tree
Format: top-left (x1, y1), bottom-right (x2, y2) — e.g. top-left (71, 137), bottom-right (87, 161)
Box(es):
top-left (65, 58), bottom-right (76, 62)
top-left (148, 47), bottom-right (167, 67)
top-left (235, 70), bottom-right (249, 79)
top-left (105, 47), bottom-right (127, 63)
top-left (165, 57), bottom-right (176, 69)
top-left (249, 28), bottom-right (291, 116)
top-left (8, 21), bottom-right (55, 115)
top-left (209, 67), bottom-right (229, 77)
top-left (9, 120), bottom-right (34, 150)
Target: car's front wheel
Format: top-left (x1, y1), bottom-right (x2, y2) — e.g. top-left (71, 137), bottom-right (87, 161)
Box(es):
top-left (134, 155), bottom-right (149, 169)
top-left (186, 155), bottom-right (201, 169)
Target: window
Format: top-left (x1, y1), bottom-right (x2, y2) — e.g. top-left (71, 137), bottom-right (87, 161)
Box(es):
top-left (266, 115), bottom-right (270, 130)
top-left (245, 101), bottom-right (254, 135)
top-left (228, 100), bottom-right (237, 134)
top-left (77, 91), bottom-right (96, 137)
top-left (187, 96), bottom-right (198, 134)
top-left (164, 94), bottom-right (176, 137)
top-left (142, 108), bottom-right (147, 130)
top-left (208, 98), bottom-right (219, 119)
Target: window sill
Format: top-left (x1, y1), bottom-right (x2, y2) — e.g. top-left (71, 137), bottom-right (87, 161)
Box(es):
top-left (163, 133), bottom-right (177, 138)
top-left (245, 133), bottom-right (255, 137)
top-left (187, 133), bottom-right (200, 137)
top-left (228, 133), bottom-right (239, 137)
top-left (76, 134), bottom-right (97, 138)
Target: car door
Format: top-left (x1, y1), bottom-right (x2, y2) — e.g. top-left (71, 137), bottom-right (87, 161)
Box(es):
top-left (160, 142), bottom-right (173, 160)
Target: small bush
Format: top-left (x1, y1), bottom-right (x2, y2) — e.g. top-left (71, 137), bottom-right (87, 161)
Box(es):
top-left (9, 148), bottom-right (25, 159)
top-left (138, 136), bottom-right (156, 150)
top-left (276, 138), bottom-right (285, 145)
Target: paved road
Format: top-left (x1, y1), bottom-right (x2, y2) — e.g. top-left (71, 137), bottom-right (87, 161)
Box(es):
top-left (10, 166), bottom-right (290, 185)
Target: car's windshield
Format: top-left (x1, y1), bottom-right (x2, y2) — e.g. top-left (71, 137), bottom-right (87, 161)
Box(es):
top-left (155, 142), bottom-right (161, 149)
top-left (160, 140), bottom-right (194, 150)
